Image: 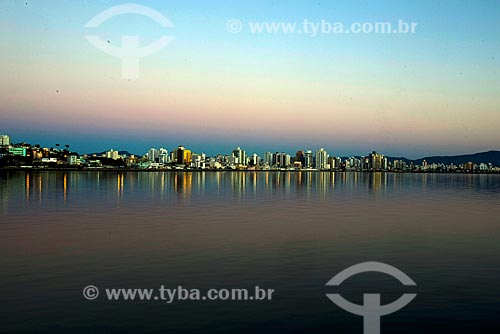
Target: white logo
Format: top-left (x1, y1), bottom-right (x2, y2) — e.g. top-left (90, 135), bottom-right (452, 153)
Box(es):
top-left (84, 3), bottom-right (174, 79)
top-left (326, 262), bottom-right (417, 334)
top-left (83, 285), bottom-right (99, 300)
top-left (226, 19), bottom-right (243, 34)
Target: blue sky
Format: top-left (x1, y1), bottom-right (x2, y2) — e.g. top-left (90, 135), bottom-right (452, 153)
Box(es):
top-left (1, 0), bottom-right (499, 158)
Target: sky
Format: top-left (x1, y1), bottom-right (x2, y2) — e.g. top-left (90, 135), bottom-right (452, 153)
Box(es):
top-left (1, 0), bottom-right (499, 158)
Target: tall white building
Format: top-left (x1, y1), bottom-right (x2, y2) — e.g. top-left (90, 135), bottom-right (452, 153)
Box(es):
top-left (67, 155), bottom-right (79, 165)
top-left (0, 134), bottom-right (10, 147)
top-left (285, 154), bottom-right (291, 167)
top-left (106, 149), bottom-right (119, 160)
top-left (251, 153), bottom-right (259, 166)
top-left (158, 148), bottom-right (169, 164)
top-left (264, 152), bottom-right (273, 166)
top-left (147, 148), bottom-right (159, 162)
top-left (274, 152), bottom-right (291, 168)
top-left (231, 147), bottom-right (247, 167)
top-left (315, 148), bottom-right (329, 170)
top-left (191, 153), bottom-right (206, 169)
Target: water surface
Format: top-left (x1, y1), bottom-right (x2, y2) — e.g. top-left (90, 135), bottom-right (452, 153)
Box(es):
top-left (1, 171), bottom-right (499, 333)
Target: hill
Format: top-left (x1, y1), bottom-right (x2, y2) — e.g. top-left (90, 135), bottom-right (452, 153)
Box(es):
top-left (413, 150), bottom-right (500, 166)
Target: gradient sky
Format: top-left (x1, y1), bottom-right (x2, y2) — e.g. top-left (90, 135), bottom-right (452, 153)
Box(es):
top-left (1, 0), bottom-right (499, 158)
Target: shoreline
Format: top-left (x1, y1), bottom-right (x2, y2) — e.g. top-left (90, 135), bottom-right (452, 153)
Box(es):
top-left (1, 168), bottom-right (499, 174)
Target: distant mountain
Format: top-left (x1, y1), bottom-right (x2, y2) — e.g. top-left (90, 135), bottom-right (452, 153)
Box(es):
top-left (413, 150), bottom-right (500, 166)
top-left (385, 156), bottom-right (414, 164)
top-left (341, 151), bottom-right (500, 166)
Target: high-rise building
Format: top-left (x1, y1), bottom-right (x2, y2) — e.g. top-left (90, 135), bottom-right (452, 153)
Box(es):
top-left (346, 157), bottom-right (361, 170)
top-left (272, 152), bottom-right (279, 166)
top-left (295, 150), bottom-right (305, 167)
top-left (159, 148), bottom-right (169, 164)
top-left (328, 156), bottom-right (342, 170)
top-left (191, 153), bottom-right (206, 168)
top-left (304, 150), bottom-right (313, 168)
top-left (174, 146), bottom-right (185, 164)
top-left (147, 148), bottom-right (159, 162)
top-left (274, 152), bottom-right (290, 168)
top-left (0, 134), bottom-right (10, 147)
top-left (264, 152), bottom-right (273, 167)
top-left (315, 148), bottom-right (329, 170)
top-left (393, 159), bottom-right (407, 171)
top-left (362, 156), bottom-right (370, 171)
top-left (169, 151), bottom-right (176, 163)
top-left (231, 147), bottom-right (247, 167)
top-left (67, 155), bottom-right (79, 165)
top-left (465, 162), bottom-right (475, 171)
top-left (250, 153), bottom-right (259, 166)
top-left (183, 149), bottom-right (192, 164)
top-left (369, 151), bottom-right (384, 170)
top-left (284, 154), bottom-right (291, 167)
top-left (106, 149), bottom-right (120, 160)
top-left (422, 159), bottom-right (428, 170)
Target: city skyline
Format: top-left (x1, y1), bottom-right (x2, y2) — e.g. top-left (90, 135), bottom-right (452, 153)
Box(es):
top-left (2, 132), bottom-right (499, 172)
top-left (2, 131), bottom-right (500, 162)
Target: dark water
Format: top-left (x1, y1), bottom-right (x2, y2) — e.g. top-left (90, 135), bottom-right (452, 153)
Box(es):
top-left (1, 171), bottom-right (499, 333)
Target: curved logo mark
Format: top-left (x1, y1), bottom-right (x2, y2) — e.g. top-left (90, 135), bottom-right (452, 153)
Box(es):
top-left (84, 3), bottom-right (174, 79)
top-left (326, 262), bottom-right (417, 334)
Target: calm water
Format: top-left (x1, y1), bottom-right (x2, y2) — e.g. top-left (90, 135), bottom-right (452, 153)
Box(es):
top-left (1, 171), bottom-right (499, 333)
